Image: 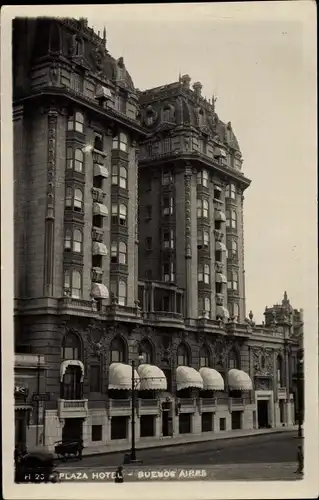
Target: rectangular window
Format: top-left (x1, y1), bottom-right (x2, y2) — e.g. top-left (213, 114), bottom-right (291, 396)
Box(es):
top-left (163, 197), bottom-right (174, 216)
top-left (90, 365), bottom-right (101, 392)
top-left (91, 425), bottom-right (102, 442)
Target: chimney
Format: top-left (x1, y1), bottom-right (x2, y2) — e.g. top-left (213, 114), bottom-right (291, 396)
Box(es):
top-left (193, 81), bottom-right (203, 97)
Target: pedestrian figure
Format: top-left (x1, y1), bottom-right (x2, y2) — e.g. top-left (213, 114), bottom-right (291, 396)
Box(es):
top-left (295, 444), bottom-right (304, 475)
top-left (78, 439), bottom-right (84, 460)
top-left (115, 465), bottom-right (124, 483)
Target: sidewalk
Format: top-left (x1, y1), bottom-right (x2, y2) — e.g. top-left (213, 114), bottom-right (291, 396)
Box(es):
top-left (81, 426), bottom-right (298, 458)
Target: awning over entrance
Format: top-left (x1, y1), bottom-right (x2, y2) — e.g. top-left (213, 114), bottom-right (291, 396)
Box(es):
top-left (199, 367), bottom-right (225, 391)
top-left (108, 363), bottom-right (140, 390)
top-left (176, 366), bottom-right (203, 391)
top-left (228, 369), bottom-right (253, 390)
top-left (137, 364), bottom-right (167, 391)
top-left (92, 242), bottom-right (108, 256)
top-left (60, 360), bottom-right (84, 382)
top-left (215, 241), bottom-right (227, 252)
top-left (93, 202), bottom-right (108, 217)
top-left (216, 306), bottom-right (230, 319)
top-left (93, 164), bottom-right (109, 178)
top-left (91, 282), bottom-right (109, 299)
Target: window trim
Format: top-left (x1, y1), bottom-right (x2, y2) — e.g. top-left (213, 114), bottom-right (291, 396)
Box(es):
top-left (111, 202), bottom-right (128, 226)
top-left (110, 240), bottom-right (127, 264)
top-left (65, 186), bottom-right (84, 212)
top-left (64, 227), bottom-right (83, 253)
top-left (112, 132), bottom-right (128, 152)
top-left (66, 147), bottom-right (84, 172)
top-left (67, 111), bottom-right (84, 133)
top-left (111, 164), bottom-right (128, 190)
top-left (197, 198), bottom-right (209, 218)
top-left (197, 169), bottom-right (209, 188)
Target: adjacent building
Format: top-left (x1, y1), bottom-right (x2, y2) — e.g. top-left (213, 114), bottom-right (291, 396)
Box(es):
top-left (12, 17), bottom-right (303, 452)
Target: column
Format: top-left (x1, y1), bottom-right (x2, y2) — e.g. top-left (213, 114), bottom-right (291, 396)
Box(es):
top-left (173, 291), bottom-right (177, 313)
top-left (150, 284), bottom-right (155, 312)
top-left (184, 166), bottom-right (193, 318)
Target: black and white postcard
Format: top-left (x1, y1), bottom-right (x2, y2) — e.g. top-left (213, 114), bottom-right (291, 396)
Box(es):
top-left (1, 2), bottom-right (318, 499)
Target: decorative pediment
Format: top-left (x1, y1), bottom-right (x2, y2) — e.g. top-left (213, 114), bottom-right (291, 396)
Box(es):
top-left (70, 55), bottom-right (92, 72)
top-left (155, 122), bottom-right (175, 134)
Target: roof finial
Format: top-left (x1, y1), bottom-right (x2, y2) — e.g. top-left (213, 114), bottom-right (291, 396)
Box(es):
top-left (178, 71), bottom-right (182, 83)
top-left (212, 94), bottom-right (217, 112)
top-left (103, 26), bottom-right (107, 43)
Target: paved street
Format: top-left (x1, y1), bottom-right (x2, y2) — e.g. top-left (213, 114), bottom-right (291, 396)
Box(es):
top-left (57, 431), bottom-right (301, 479)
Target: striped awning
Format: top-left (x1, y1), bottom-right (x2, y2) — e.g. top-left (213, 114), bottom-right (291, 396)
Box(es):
top-left (93, 203), bottom-right (108, 217)
top-left (215, 211), bottom-right (226, 222)
top-left (91, 282), bottom-right (109, 299)
top-left (137, 364), bottom-right (167, 391)
top-left (228, 369), bottom-right (253, 390)
top-left (215, 241), bottom-right (226, 252)
top-left (93, 164), bottom-right (109, 178)
top-left (215, 273), bottom-right (227, 284)
top-left (176, 366), bottom-right (203, 390)
top-left (109, 363), bottom-right (140, 390)
top-left (60, 360), bottom-right (84, 382)
top-left (199, 367), bottom-right (224, 391)
top-left (216, 306), bottom-right (229, 319)
top-left (92, 242), bottom-right (108, 256)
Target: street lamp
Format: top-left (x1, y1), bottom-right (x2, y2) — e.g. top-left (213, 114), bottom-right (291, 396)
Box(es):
top-left (128, 347), bottom-right (144, 464)
top-left (297, 349), bottom-right (304, 438)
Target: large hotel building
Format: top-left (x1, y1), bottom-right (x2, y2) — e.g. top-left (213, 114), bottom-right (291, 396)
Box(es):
top-left (13, 17), bottom-right (304, 451)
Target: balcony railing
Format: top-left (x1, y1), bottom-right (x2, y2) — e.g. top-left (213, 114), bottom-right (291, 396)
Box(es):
top-left (137, 398), bottom-right (160, 416)
top-left (199, 398), bottom-right (217, 413)
top-left (109, 399), bottom-right (131, 409)
top-left (143, 311), bottom-right (184, 325)
top-left (58, 399), bottom-right (88, 418)
top-left (178, 398), bottom-right (196, 413)
top-left (15, 354), bottom-right (45, 368)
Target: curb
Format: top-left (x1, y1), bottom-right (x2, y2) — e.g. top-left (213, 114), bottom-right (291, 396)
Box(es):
top-left (79, 429), bottom-right (296, 459)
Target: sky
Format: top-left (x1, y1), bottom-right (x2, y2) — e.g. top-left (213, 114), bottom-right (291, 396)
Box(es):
top-left (85, 3), bottom-right (317, 333)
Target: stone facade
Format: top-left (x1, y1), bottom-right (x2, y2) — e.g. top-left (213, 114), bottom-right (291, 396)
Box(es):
top-left (13, 18), bottom-right (302, 452)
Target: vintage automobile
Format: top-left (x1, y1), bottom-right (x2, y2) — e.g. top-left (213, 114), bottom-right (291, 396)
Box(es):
top-left (54, 440), bottom-right (84, 461)
top-left (15, 449), bottom-right (59, 483)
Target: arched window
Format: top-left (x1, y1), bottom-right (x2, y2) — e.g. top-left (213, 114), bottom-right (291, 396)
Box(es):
top-left (177, 343), bottom-right (190, 366)
top-left (66, 148), bottom-right (84, 172)
top-left (119, 204), bottom-right (127, 226)
top-left (198, 295), bottom-right (211, 316)
top-left (119, 166), bottom-right (128, 189)
top-left (111, 165), bottom-right (128, 189)
top-left (74, 188), bottom-right (83, 211)
top-left (231, 210), bottom-right (237, 230)
top-left (162, 106), bottom-right (171, 122)
top-left (277, 356), bottom-right (283, 387)
top-left (73, 228), bottom-right (83, 253)
top-left (118, 279), bottom-right (127, 306)
top-left (64, 229), bottom-right (72, 250)
top-left (65, 187), bottom-right (73, 208)
top-left (60, 333), bottom-right (83, 400)
top-left (199, 345), bottom-right (210, 368)
top-left (199, 263), bottom-right (210, 284)
top-left (225, 183), bottom-right (236, 199)
top-left (231, 240), bottom-right (238, 258)
top-left (228, 349), bottom-right (239, 370)
top-left (140, 339), bottom-right (153, 364)
top-left (227, 270), bottom-right (238, 291)
top-left (110, 336), bottom-right (126, 363)
top-left (61, 332), bottom-right (81, 360)
top-left (72, 270), bottom-right (82, 298)
top-left (196, 198), bottom-right (209, 218)
top-left (119, 241), bottom-right (127, 264)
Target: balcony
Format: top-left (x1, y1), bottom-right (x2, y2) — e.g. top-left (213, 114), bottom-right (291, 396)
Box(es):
top-left (92, 187), bottom-right (105, 203)
top-left (107, 398), bottom-right (131, 417)
top-left (92, 227), bottom-right (104, 242)
top-left (137, 399), bottom-right (160, 416)
top-left (178, 398), bottom-right (196, 413)
top-left (142, 311), bottom-right (185, 328)
top-left (216, 396), bottom-right (229, 406)
top-left (103, 304), bottom-right (142, 322)
top-left (228, 397), bottom-right (245, 411)
top-left (199, 397), bottom-right (217, 413)
top-left (58, 399), bottom-right (88, 419)
top-left (58, 297), bottom-right (97, 316)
